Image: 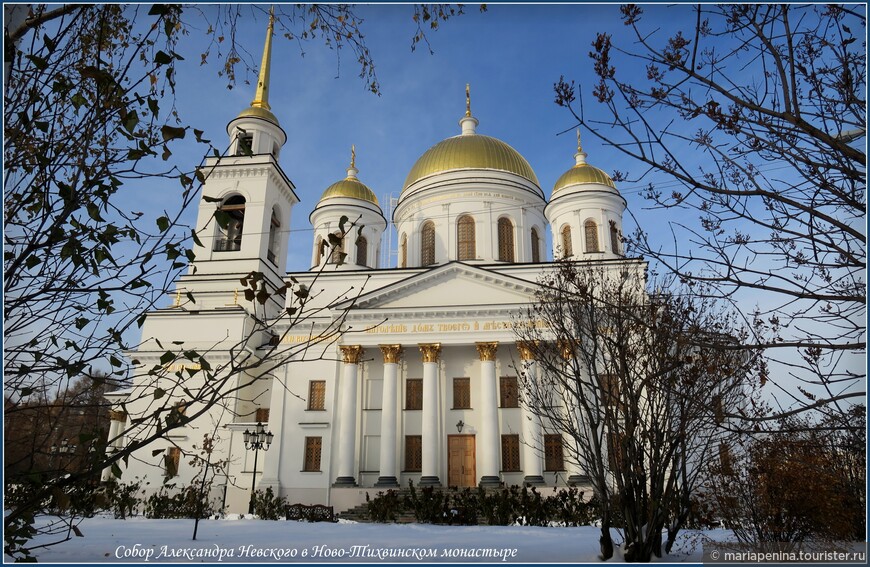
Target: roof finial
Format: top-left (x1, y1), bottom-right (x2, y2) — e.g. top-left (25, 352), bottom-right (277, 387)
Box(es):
top-left (346, 144), bottom-right (359, 179)
top-left (250, 6), bottom-right (275, 110)
top-left (574, 127), bottom-right (588, 166)
top-left (465, 83), bottom-right (472, 117)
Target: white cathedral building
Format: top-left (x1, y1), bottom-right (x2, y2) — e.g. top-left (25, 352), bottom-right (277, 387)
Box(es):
top-left (108, 16), bottom-right (644, 514)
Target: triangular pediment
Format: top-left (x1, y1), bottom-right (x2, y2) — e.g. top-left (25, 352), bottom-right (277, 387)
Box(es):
top-left (337, 262), bottom-right (541, 312)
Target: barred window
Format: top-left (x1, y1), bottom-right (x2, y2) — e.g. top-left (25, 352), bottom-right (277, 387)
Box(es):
top-left (718, 442), bottom-right (733, 474)
top-left (165, 446), bottom-right (181, 477)
top-left (400, 233), bottom-right (407, 268)
top-left (303, 437), bottom-right (322, 471)
top-left (405, 379), bottom-right (423, 410)
top-left (544, 434), bottom-right (564, 471)
top-left (457, 215), bottom-right (476, 260)
top-left (421, 221), bottom-right (436, 266)
top-left (308, 381), bottom-right (326, 411)
top-left (560, 225), bottom-right (573, 258)
top-left (255, 407), bottom-right (270, 422)
top-left (531, 227), bottom-right (541, 263)
top-left (453, 378), bottom-right (471, 409)
top-left (500, 376), bottom-right (519, 408)
top-left (405, 435), bottom-right (422, 472)
top-left (497, 217), bottom-right (515, 262)
top-left (501, 434), bottom-right (520, 472)
top-left (609, 221), bottom-right (621, 255)
top-left (584, 220), bottom-right (600, 253)
top-left (356, 236), bottom-right (368, 266)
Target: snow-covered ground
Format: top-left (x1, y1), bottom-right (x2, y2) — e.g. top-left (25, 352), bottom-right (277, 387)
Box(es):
top-left (20, 514), bottom-right (728, 563)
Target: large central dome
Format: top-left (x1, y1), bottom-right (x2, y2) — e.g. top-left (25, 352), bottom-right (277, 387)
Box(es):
top-left (403, 133), bottom-right (540, 192)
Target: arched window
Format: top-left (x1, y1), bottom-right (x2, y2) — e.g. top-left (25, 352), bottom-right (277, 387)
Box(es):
top-left (421, 221), bottom-right (436, 266)
top-left (457, 215), bottom-right (476, 260)
top-left (498, 217), bottom-right (515, 262)
top-left (531, 227), bottom-right (541, 263)
top-left (356, 235), bottom-right (368, 267)
top-left (314, 235), bottom-right (324, 264)
top-left (560, 225), bottom-right (573, 258)
top-left (215, 195), bottom-right (245, 252)
top-left (329, 231), bottom-right (345, 264)
top-left (584, 220), bottom-right (600, 253)
top-left (400, 233), bottom-right (408, 268)
top-left (267, 206), bottom-right (280, 265)
top-left (609, 221), bottom-right (621, 255)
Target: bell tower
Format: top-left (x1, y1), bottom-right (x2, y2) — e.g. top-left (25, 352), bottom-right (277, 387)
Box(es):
top-left (187, 8), bottom-right (299, 307)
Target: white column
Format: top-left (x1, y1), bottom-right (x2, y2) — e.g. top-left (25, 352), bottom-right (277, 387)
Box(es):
top-left (518, 343), bottom-right (544, 485)
top-left (559, 340), bottom-right (587, 486)
top-left (258, 370), bottom-right (286, 492)
top-left (477, 342), bottom-right (501, 487)
top-left (419, 343), bottom-right (441, 486)
top-left (102, 410), bottom-right (126, 482)
top-left (334, 345), bottom-right (362, 486)
top-left (375, 345), bottom-right (402, 487)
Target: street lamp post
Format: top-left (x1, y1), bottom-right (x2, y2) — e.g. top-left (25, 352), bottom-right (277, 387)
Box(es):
top-left (243, 421), bottom-right (274, 515)
top-left (50, 438), bottom-right (76, 475)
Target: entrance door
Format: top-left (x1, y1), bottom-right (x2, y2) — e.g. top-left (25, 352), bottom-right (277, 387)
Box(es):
top-left (448, 435), bottom-right (476, 487)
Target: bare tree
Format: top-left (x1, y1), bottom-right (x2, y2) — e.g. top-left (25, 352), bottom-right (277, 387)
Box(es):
top-left (515, 261), bottom-right (751, 561)
top-left (553, 4), bottom-right (865, 427)
top-left (3, 3), bottom-right (436, 559)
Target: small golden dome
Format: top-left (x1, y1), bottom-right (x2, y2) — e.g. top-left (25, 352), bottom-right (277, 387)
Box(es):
top-left (236, 105), bottom-right (280, 126)
top-left (320, 177), bottom-right (379, 206)
top-left (403, 134), bottom-right (539, 191)
top-left (552, 164), bottom-right (616, 194)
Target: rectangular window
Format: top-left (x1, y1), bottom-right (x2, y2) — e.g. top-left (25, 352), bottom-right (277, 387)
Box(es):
top-left (405, 379), bottom-right (423, 410)
top-left (718, 442), bottom-right (733, 474)
top-left (500, 376), bottom-right (519, 408)
top-left (501, 434), bottom-right (520, 472)
top-left (712, 394), bottom-right (724, 425)
top-left (165, 446), bottom-right (181, 477)
top-left (404, 435), bottom-right (422, 472)
top-left (236, 133), bottom-right (253, 156)
top-left (544, 434), bottom-right (564, 471)
top-left (453, 377), bottom-right (471, 409)
top-left (607, 431), bottom-right (624, 472)
top-left (255, 407), bottom-right (270, 423)
top-left (308, 380), bottom-right (326, 411)
top-left (598, 374), bottom-right (620, 409)
top-left (303, 437), bottom-right (322, 472)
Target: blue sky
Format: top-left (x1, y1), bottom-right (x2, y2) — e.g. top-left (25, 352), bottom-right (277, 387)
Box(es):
top-left (161, 3), bottom-right (696, 271)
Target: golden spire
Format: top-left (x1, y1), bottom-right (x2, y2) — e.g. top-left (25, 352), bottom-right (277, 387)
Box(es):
top-left (576, 128), bottom-right (582, 153)
top-left (350, 144), bottom-right (356, 169)
top-left (465, 83), bottom-right (472, 117)
top-left (250, 6), bottom-right (275, 111)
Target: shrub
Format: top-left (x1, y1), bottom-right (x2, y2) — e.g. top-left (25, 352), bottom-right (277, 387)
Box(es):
top-left (144, 483), bottom-right (216, 519)
top-left (366, 489), bottom-right (401, 523)
top-left (251, 487), bottom-right (287, 520)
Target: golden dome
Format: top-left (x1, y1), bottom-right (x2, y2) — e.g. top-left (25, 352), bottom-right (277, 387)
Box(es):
top-left (552, 163), bottom-right (616, 194)
top-left (320, 177), bottom-right (379, 206)
top-left (403, 134), bottom-right (540, 191)
top-left (236, 105), bottom-right (280, 126)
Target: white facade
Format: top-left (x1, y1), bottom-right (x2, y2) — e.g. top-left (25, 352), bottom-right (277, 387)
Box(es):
top-left (111, 26), bottom-right (644, 515)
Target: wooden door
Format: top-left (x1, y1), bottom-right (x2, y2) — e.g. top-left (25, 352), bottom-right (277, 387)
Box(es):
top-left (447, 435), bottom-right (476, 487)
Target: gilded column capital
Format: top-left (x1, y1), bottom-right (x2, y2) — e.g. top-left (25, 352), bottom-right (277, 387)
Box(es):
top-left (379, 344), bottom-right (403, 364)
top-left (418, 343), bottom-right (442, 363)
top-left (340, 345), bottom-right (364, 364)
top-left (108, 410), bottom-right (127, 422)
top-left (516, 341), bottom-right (537, 361)
top-left (475, 341), bottom-right (499, 362)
